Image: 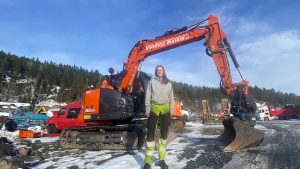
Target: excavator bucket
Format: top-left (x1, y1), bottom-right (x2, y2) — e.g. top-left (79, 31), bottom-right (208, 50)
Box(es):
top-left (218, 117), bottom-right (264, 152)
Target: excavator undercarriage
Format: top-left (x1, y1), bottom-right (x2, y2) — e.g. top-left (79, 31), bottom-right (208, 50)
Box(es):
top-left (60, 124), bottom-right (144, 150)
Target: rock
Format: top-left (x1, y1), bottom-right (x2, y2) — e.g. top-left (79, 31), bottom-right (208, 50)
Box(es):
top-left (0, 158), bottom-right (12, 169)
top-left (32, 151), bottom-right (43, 161)
top-left (26, 140), bottom-right (32, 147)
top-left (34, 139), bottom-right (42, 144)
top-left (42, 152), bottom-right (50, 159)
top-left (0, 137), bottom-right (11, 144)
top-left (52, 151), bottom-right (64, 157)
top-left (3, 119), bottom-right (18, 132)
top-left (41, 147), bottom-right (47, 153)
top-left (18, 147), bottom-right (31, 157)
top-left (0, 142), bottom-right (16, 156)
top-left (0, 157), bottom-right (25, 169)
top-left (18, 138), bottom-right (32, 146)
top-left (31, 142), bottom-right (43, 150)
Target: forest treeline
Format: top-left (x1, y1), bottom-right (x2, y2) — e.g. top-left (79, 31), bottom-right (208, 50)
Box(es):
top-left (1, 51), bottom-right (299, 111)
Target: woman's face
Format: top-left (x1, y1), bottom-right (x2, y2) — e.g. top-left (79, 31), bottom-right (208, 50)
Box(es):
top-left (156, 67), bottom-right (164, 78)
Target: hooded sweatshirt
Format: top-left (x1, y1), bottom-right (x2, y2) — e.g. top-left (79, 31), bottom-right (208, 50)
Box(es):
top-left (145, 77), bottom-right (174, 115)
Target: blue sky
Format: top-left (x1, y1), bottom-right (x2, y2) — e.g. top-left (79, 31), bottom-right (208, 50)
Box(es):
top-left (0, 0), bottom-right (300, 94)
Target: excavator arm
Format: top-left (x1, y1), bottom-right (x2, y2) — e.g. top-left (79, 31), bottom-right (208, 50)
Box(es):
top-left (118, 15), bottom-right (248, 96)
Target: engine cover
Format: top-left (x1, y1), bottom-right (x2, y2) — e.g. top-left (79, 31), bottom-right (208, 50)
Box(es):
top-left (83, 88), bottom-right (134, 121)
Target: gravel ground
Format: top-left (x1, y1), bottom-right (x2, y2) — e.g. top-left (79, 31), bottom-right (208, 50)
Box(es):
top-left (1, 120), bottom-right (299, 169)
top-left (221, 120), bottom-right (300, 169)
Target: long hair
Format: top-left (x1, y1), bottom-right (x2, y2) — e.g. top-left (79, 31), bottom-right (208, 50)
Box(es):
top-left (155, 65), bottom-right (169, 84)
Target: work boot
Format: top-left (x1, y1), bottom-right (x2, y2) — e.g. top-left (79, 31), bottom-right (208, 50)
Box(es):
top-left (157, 160), bottom-right (168, 169)
top-left (143, 163), bottom-right (151, 169)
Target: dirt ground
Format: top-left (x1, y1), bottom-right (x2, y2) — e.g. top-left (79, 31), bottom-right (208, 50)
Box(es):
top-left (1, 120), bottom-right (299, 169)
top-left (184, 120), bottom-right (300, 169)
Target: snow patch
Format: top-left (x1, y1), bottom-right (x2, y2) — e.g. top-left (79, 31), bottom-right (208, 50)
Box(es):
top-left (185, 121), bottom-right (205, 127)
top-left (0, 130), bottom-right (19, 141)
top-left (32, 122), bottom-right (215, 169)
top-left (37, 99), bottom-right (66, 108)
top-left (0, 102), bottom-right (30, 107)
top-left (255, 125), bottom-right (267, 130)
top-left (16, 78), bottom-right (34, 84)
top-left (30, 136), bottom-right (60, 143)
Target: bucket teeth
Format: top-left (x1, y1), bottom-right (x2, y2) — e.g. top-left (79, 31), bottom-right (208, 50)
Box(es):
top-left (218, 117), bottom-right (264, 152)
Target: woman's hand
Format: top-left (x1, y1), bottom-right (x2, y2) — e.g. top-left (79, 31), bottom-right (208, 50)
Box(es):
top-left (145, 111), bottom-right (150, 118)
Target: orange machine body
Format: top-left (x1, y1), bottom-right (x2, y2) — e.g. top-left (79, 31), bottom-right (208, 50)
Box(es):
top-left (19, 130), bottom-right (40, 138)
top-left (173, 100), bottom-right (183, 117)
top-left (80, 88), bottom-right (101, 122)
top-left (83, 89), bottom-right (100, 114)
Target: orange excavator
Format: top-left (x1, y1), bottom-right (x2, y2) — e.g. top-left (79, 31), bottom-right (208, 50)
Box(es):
top-left (171, 98), bottom-right (188, 129)
top-left (60, 15), bottom-right (264, 152)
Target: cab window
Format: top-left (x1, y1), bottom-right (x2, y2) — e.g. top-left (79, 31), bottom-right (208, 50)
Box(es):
top-left (58, 108), bottom-right (66, 116)
top-left (67, 108), bottom-right (81, 118)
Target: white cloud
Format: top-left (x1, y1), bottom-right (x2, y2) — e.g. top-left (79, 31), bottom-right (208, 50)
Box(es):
top-left (184, 4), bottom-right (300, 94)
top-left (236, 30), bottom-right (300, 94)
top-left (238, 30), bottom-right (300, 66)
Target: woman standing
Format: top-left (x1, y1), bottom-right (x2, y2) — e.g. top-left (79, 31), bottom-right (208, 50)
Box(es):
top-left (143, 65), bottom-right (174, 169)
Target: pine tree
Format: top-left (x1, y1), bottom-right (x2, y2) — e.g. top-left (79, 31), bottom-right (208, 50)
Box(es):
top-left (0, 51), bottom-right (300, 106)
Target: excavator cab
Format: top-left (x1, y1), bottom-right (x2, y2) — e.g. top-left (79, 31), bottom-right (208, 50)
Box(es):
top-left (131, 71), bottom-right (152, 117)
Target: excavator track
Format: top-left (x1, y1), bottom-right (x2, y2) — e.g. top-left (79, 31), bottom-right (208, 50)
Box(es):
top-left (60, 124), bottom-right (145, 150)
top-left (218, 117), bottom-right (264, 152)
top-left (60, 123), bottom-right (178, 150)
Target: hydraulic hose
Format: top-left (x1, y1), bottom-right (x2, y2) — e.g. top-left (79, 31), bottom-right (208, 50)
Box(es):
top-left (223, 38), bottom-right (240, 69)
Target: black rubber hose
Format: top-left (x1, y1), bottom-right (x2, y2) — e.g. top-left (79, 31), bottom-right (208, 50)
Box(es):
top-left (223, 38), bottom-right (240, 68)
top-left (219, 80), bottom-right (227, 95)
